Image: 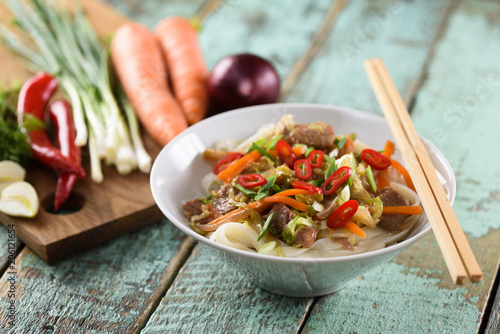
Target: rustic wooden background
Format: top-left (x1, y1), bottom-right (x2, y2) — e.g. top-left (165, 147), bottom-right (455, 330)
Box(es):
top-left (1, 0), bottom-right (500, 333)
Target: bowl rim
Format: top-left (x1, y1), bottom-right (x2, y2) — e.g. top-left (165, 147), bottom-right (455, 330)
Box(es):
top-left (151, 102), bottom-right (456, 264)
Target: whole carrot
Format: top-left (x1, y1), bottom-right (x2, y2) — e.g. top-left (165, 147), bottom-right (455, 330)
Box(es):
top-left (111, 22), bottom-right (187, 146)
top-left (155, 16), bottom-right (208, 125)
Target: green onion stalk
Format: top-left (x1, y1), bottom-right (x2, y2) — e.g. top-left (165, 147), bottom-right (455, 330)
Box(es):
top-left (1, 0), bottom-right (151, 182)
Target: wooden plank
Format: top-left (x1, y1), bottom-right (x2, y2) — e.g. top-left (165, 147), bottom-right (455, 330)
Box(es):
top-left (285, 0), bottom-right (453, 112)
top-left (141, 246), bottom-right (313, 333)
top-left (0, 220), bottom-right (194, 333)
top-left (140, 0), bottom-right (457, 332)
top-left (303, 0), bottom-right (500, 332)
top-left (102, 0), bottom-right (210, 27)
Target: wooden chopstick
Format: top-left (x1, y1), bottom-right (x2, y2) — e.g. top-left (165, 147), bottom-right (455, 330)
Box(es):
top-left (364, 58), bottom-right (483, 284)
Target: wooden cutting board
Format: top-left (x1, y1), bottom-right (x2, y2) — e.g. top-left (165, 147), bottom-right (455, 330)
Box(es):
top-left (0, 0), bottom-right (165, 262)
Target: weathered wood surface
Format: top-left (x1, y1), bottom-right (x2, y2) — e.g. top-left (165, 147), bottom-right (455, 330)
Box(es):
top-left (0, 220), bottom-right (193, 333)
top-left (142, 246), bottom-right (313, 333)
top-left (302, 0), bottom-right (500, 333)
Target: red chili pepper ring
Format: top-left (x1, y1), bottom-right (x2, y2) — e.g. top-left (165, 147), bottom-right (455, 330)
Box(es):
top-left (238, 173), bottom-right (267, 188)
top-left (360, 149), bottom-right (391, 170)
top-left (322, 166), bottom-right (352, 195)
top-left (327, 200), bottom-right (359, 229)
top-left (294, 159), bottom-right (312, 180)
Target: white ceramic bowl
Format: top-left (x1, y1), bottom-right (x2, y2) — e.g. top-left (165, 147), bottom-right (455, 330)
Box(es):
top-left (150, 103), bottom-right (456, 297)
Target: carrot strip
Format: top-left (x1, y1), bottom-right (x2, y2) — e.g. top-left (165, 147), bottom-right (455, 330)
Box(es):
top-left (260, 196), bottom-right (309, 212)
top-left (345, 221), bottom-right (366, 239)
top-left (268, 149), bottom-right (278, 158)
top-left (218, 150), bottom-right (261, 183)
top-left (274, 189), bottom-right (317, 197)
top-left (382, 205), bottom-right (423, 215)
top-left (155, 17), bottom-right (208, 125)
top-left (196, 190), bottom-right (311, 231)
top-left (382, 140), bottom-right (395, 158)
top-left (390, 159), bottom-right (416, 191)
top-left (376, 170), bottom-right (391, 190)
top-left (292, 146), bottom-right (306, 157)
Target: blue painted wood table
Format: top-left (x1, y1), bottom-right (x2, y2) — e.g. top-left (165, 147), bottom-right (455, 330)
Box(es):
top-left (1, 0), bottom-right (500, 333)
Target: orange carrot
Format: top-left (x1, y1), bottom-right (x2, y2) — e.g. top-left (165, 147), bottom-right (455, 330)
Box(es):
top-left (292, 145), bottom-right (306, 157)
top-left (274, 189), bottom-right (317, 197)
top-left (382, 140), bottom-right (395, 158)
top-left (268, 149), bottom-right (278, 158)
top-left (196, 192), bottom-right (309, 231)
top-left (218, 150), bottom-right (261, 183)
top-left (382, 206), bottom-right (423, 215)
top-left (155, 16), bottom-right (208, 125)
top-left (260, 196), bottom-right (309, 212)
top-left (111, 23), bottom-right (187, 146)
top-left (345, 221), bottom-right (366, 239)
top-left (390, 159), bottom-right (416, 191)
top-left (376, 171), bottom-right (391, 190)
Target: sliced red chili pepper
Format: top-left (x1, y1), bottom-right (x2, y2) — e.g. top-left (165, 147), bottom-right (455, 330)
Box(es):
top-left (307, 150), bottom-right (325, 168)
top-left (276, 139), bottom-right (296, 167)
top-left (238, 173), bottom-right (267, 188)
top-left (322, 166), bottom-right (352, 195)
top-left (294, 159), bottom-right (312, 180)
top-left (292, 181), bottom-right (323, 195)
top-left (213, 153), bottom-right (244, 175)
top-left (360, 149), bottom-right (391, 170)
top-left (327, 200), bottom-right (358, 229)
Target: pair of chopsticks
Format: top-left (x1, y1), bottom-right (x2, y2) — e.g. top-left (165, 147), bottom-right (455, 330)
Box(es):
top-left (364, 58), bottom-right (483, 285)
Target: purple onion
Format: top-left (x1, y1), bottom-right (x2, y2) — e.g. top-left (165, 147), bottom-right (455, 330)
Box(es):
top-left (208, 54), bottom-right (281, 111)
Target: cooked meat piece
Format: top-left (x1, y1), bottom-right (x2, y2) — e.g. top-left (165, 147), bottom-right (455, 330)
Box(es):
top-left (316, 194), bottom-right (338, 220)
top-left (293, 226), bottom-right (319, 248)
top-left (378, 188), bottom-right (409, 231)
top-left (284, 122), bottom-right (335, 150)
top-left (212, 183), bottom-right (239, 215)
top-left (182, 199), bottom-right (221, 224)
top-left (334, 237), bottom-right (354, 251)
top-left (263, 203), bottom-right (296, 235)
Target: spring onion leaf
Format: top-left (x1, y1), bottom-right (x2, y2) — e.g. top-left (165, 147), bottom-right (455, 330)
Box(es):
top-left (324, 158), bottom-right (337, 179)
top-left (258, 211), bottom-right (275, 241)
top-left (366, 165), bottom-right (377, 193)
top-left (304, 146), bottom-right (315, 157)
top-left (254, 174), bottom-right (277, 200)
top-left (264, 134), bottom-right (283, 150)
top-left (234, 184), bottom-right (258, 198)
top-left (334, 137), bottom-right (347, 150)
top-left (250, 142), bottom-right (276, 163)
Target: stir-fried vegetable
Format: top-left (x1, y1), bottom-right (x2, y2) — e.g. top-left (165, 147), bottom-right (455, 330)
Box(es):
top-left (189, 117), bottom-right (424, 254)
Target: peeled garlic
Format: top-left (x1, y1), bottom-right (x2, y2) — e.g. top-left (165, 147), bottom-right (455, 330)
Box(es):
top-left (0, 181), bottom-right (39, 218)
top-left (0, 161), bottom-right (26, 182)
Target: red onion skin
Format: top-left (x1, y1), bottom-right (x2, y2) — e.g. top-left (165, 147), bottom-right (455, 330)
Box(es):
top-left (208, 54), bottom-right (281, 111)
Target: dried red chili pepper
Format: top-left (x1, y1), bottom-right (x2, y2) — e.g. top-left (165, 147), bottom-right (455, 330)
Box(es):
top-left (17, 72), bottom-right (85, 177)
top-left (49, 100), bottom-right (82, 211)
